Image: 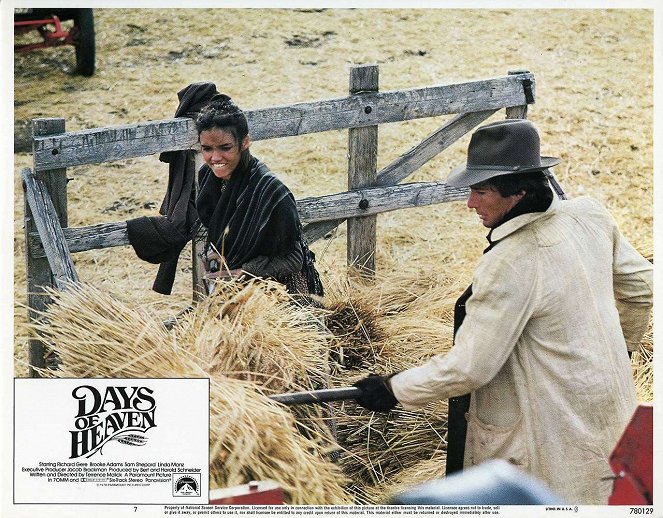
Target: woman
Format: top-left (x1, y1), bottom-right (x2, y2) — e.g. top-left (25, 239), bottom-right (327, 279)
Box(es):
top-left (195, 94), bottom-right (323, 298)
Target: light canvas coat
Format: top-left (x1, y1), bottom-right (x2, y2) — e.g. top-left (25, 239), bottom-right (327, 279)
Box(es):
top-left (390, 196), bottom-right (653, 504)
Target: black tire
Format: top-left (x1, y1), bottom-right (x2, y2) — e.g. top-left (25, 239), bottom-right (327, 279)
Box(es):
top-left (72, 9), bottom-right (95, 76)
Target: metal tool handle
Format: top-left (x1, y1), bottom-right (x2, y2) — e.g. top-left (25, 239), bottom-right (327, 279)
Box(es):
top-left (269, 387), bottom-right (362, 406)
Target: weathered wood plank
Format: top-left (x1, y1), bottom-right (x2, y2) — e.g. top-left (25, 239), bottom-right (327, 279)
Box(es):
top-left (505, 70), bottom-right (531, 119)
top-left (33, 118), bottom-right (196, 172)
top-left (22, 168), bottom-right (79, 290)
top-left (32, 73), bottom-right (535, 171)
top-left (32, 119), bottom-right (69, 227)
top-left (376, 109), bottom-right (497, 186)
top-left (347, 64), bottom-right (379, 276)
top-left (191, 153), bottom-right (207, 301)
top-left (505, 105), bottom-right (528, 119)
top-left (251, 73), bottom-right (534, 138)
top-left (26, 118), bottom-right (69, 376)
top-left (27, 220), bottom-right (127, 257)
top-left (29, 182), bottom-right (469, 257)
top-left (299, 182), bottom-right (470, 221)
top-left (32, 221), bottom-right (130, 254)
top-left (302, 109), bottom-right (495, 242)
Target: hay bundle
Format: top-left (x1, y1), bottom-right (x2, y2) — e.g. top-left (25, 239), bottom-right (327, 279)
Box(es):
top-left (175, 278), bottom-right (329, 392)
top-left (28, 283), bottom-right (351, 504)
top-left (323, 269), bottom-right (459, 501)
top-left (207, 374), bottom-right (350, 504)
top-left (322, 269), bottom-right (460, 376)
top-left (325, 297), bottom-right (385, 369)
top-left (334, 401), bottom-right (447, 490)
top-left (345, 268), bottom-right (462, 319)
top-left (324, 269), bottom-right (462, 372)
top-left (29, 283), bottom-right (177, 378)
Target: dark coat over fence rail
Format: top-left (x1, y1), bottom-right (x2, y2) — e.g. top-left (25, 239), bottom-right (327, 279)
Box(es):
top-left (23, 66), bottom-right (537, 375)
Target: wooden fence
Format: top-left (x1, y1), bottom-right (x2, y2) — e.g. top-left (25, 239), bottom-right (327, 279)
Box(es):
top-left (23, 65), bottom-right (548, 376)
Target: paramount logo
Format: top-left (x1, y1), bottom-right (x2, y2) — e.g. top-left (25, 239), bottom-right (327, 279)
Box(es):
top-left (69, 385), bottom-right (156, 458)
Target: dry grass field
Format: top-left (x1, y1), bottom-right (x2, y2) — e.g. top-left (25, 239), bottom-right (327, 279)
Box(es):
top-left (12, 7), bottom-right (654, 501)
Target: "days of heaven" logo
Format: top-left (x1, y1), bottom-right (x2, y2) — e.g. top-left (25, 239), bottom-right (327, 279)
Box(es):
top-left (69, 385), bottom-right (156, 458)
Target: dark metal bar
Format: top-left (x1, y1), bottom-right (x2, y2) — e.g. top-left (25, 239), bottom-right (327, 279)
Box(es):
top-left (446, 393), bottom-right (471, 475)
top-left (269, 387), bottom-right (362, 406)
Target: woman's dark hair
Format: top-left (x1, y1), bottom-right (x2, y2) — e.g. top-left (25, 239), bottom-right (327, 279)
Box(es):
top-left (195, 94), bottom-right (249, 145)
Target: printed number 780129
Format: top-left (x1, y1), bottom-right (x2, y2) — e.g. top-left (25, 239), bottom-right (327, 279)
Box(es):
top-left (629, 508), bottom-right (653, 514)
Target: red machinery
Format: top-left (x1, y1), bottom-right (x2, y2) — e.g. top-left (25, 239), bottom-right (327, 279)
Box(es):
top-left (14, 8), bottom-right (95, 76)
top-left (609, 403), bottom-right (653, 505)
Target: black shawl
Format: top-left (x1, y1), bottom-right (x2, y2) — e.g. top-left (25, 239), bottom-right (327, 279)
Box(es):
top-left (126, 82), bottom-right (219, 294)
top-left (196, 155), bottom-right (301, 271)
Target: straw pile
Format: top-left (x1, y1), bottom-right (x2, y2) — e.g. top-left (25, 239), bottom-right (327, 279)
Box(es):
top-left (320, 269), bottom-right (461, 499)
top-left (173, 278), bottom-right (329, 392)
top-left (28, 282), bottom-right (352, 505)
top-left (325, 268), bottom-right (461, 373)
top-left (25, 269), bottom-right (464, 504)
top-left (24, 262), bottom-right (654, 504)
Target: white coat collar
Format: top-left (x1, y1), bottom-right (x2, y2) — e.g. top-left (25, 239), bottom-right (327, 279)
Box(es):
top-left (489, 195), bottom-right (561, 243)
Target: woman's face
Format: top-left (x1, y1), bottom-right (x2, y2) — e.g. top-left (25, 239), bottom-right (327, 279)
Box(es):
top-left (199, 127), bottom-right (250, 181)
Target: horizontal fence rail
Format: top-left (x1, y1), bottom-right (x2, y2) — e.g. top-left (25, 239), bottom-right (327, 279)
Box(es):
top-left (26, 108), bottom-right (500, 259)
top-left (27, 182), bottom-right (470, 258)
top-left (32, 73), bottom-right (534, 171)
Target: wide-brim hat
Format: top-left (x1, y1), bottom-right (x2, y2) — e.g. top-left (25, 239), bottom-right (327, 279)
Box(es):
top-left (446, 119), bottom-right (560, 188)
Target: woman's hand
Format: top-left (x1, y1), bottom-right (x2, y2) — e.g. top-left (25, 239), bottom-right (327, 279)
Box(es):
top-left (203, 248), bottom-right (223, 273)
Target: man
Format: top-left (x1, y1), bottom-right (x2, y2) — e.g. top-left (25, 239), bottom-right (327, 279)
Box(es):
top-left (354, 119), bottom-right (653, 504)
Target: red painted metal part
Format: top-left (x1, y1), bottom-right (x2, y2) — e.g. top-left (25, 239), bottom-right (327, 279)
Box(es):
top-left (209, 480), bottom-right (284, 505)
top-left (14, 15), bottom-right (76, 53)
top-left (608, 403), bottom-right (653, 505)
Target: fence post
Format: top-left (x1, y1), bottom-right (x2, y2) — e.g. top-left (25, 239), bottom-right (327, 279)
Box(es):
top-left (505, 69), bottom-right (531, 119)
top-left (191, 152), bottom-right (207, 302)
top-left (347, 64), bottom-right (379, 279)
top-left (504, 70), bottom-right (565, 198)
top-left (25, 118), bottom-right (68, 377)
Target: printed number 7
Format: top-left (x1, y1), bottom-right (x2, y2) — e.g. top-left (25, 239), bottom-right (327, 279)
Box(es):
top-left (134, 506), bottom-right (137, 512)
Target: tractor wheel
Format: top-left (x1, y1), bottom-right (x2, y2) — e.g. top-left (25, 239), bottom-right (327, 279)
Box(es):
top-left (72, 9), bottom-right (95, 76)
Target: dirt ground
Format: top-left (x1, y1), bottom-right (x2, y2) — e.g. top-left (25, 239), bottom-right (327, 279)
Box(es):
top-left (13, 9), bottom-right (653, 381)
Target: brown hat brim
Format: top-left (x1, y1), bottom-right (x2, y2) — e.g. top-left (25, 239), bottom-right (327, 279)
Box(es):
top-left (446, 156), bottom-right (560, 188)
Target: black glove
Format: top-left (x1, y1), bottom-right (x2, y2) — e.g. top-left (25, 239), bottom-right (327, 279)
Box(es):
top-left (353, 374), bottom-right (399, 412)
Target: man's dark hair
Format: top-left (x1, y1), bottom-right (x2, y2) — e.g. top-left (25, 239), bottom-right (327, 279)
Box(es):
top-left (488, 171), bottom-right (551, 197)
top-left (478, 171), bottom-right (554, 215)
top-left (195, 94), bottom-right (249, 145)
